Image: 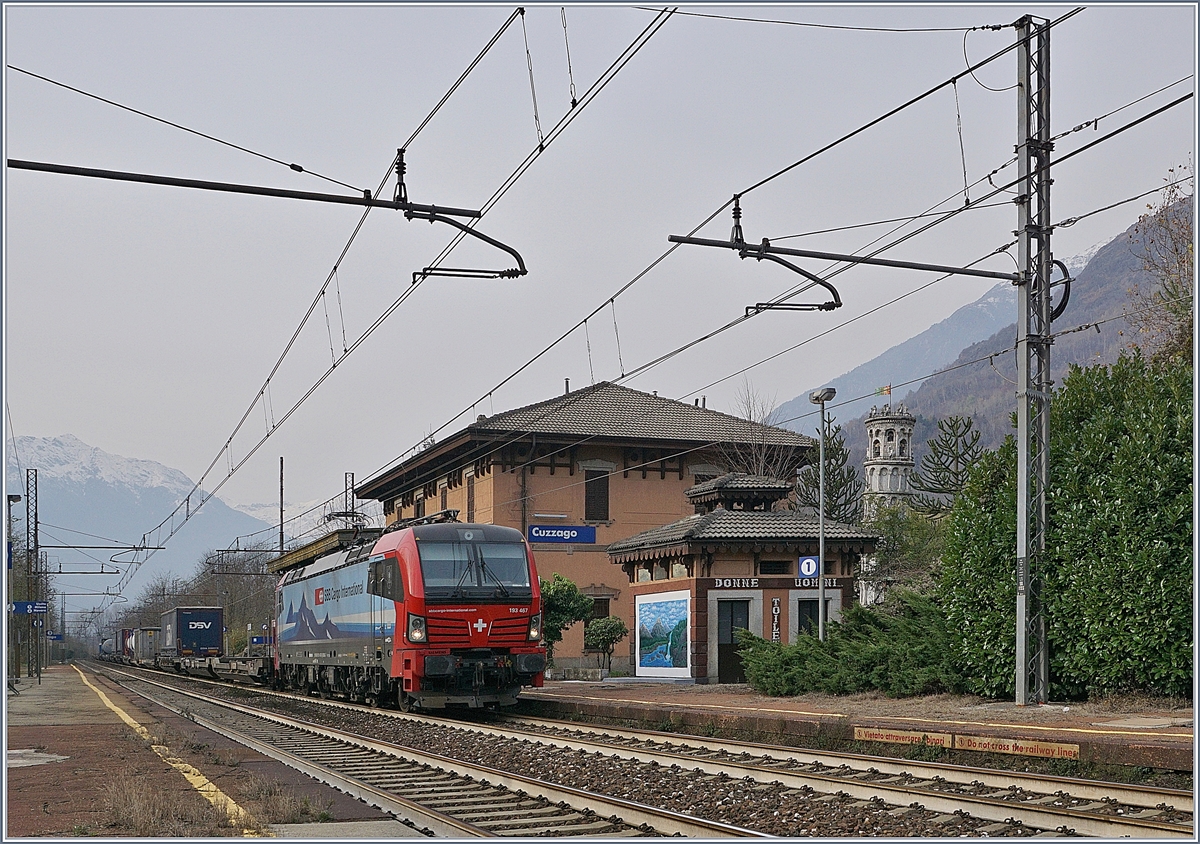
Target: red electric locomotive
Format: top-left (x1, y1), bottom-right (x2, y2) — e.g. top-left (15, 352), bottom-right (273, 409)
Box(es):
top-left (275, 512), bottom-right (545, 709)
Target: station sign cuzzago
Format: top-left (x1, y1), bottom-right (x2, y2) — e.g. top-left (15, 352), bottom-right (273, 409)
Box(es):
top-left (528, 525), bottom-right (596, 544)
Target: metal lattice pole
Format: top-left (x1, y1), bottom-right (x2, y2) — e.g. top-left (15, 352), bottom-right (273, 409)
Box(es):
top-left (1015, 16), bottom-right (1052, 706)
top-left (25, 469), bottom-right (38, 680)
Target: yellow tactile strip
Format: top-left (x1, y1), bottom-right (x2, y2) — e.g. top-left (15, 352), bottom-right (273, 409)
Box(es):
top-left (72, 665), bottom-right (265, 837)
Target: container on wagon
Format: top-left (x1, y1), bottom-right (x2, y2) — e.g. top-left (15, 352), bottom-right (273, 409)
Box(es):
top-left (160, 606), bottom-right (224, 658)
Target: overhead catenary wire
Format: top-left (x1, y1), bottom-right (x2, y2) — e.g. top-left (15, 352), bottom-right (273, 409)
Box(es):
top-left (520, 7), bottom-right (546, 149)
top-left (952, 80), bottom-right (971, 205)
top-left (634, 6), bottom-right (1008, 33)
top-left (114, 84), bottom-right (1194, 605)
top-left (737, 7), bottom-right (1083, 198)
top-left (88, 9), bottom-right (675, 613)
top-left (431, 288), bottom-right (1194, 524)
top-left (1055, 176), bottom-right (1192, 229)
top-left (381, 6), bottom-right (1076, 461)
top-left (364, 73), bottom-right (1191, 483)
top-left (962, 27), bottom-right (1017, 92)
top-left (351, 174), bottom-right (1190, 517)
top-left (91, 10), bottom-right (527, 604)
top-left (6, 64), bottom-right (362, 192)
top-left (763, 88), bottom-right (1196, 313)
top-left (87, 9), bottom-right (1184, 614)
top-left (561, 7), bottom-right (579, 107)
top-left (418, 8), bottom-right (676, 276)
top-left (1049, 75), bottom-right (1193, 144)
top-left (768, 201), bottom-right (1012, 244)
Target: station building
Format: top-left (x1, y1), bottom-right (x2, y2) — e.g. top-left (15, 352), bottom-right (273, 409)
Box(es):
top-left (356, 381), bottom-right (874, 679)
top-left (606, 474), bottom-right (877, 683)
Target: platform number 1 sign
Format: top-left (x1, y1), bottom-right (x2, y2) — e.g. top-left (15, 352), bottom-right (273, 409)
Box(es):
top-left (798, 556), bottom-right (819, 578)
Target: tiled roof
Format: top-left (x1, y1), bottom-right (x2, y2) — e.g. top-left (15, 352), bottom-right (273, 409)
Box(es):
top-left (606, 508), bottom-right (878, 556)
top-left (685, 472), bottom-right (793, 499)
top-left (469, 382), bottom-right (812, 447)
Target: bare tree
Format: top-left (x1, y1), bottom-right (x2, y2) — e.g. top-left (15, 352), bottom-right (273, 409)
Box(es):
top-left (720, 377), bottom-right (806, 480)
top-left (1126, 166), bottom-right (1194, 362)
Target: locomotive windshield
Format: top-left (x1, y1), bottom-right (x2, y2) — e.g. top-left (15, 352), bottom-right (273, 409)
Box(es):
top-left (417, 539), bottom-right (532, 602)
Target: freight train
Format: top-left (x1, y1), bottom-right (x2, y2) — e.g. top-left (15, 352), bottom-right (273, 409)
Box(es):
top-left (99, 511), bottom-right (547, 710)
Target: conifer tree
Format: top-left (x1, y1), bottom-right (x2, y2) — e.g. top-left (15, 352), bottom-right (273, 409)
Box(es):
top-left (794, 422), bottom-right (863, 524)
top-left (909, 416), bottom-right (983, 517)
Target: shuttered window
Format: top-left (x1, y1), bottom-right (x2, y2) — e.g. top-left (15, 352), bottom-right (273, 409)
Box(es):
top-left (584, 470), bottom-right (609, 521)
top-left (466, 475), bottom-right (475, 522)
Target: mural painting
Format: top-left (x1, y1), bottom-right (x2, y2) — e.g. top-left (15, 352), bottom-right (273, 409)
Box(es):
top-left (635, 590), bottom-right (690, 678)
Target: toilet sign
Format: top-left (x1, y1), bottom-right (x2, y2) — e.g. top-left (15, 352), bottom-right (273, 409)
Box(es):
top-left (798, 556), bottom-right (820, 578)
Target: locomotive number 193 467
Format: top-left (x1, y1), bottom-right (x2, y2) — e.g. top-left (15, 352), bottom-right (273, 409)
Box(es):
top-left (509, 607), bottom-right (529, 613)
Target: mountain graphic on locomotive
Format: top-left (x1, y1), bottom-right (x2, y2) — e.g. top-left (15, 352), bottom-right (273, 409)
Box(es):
top-left (274, 511), bottom-right (546, 709)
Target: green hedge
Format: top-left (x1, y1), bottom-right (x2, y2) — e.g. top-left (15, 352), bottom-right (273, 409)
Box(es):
top-left (941, 353), bottom-right (1193, 699)
top-left (738, 591), bottom-right (965, 697)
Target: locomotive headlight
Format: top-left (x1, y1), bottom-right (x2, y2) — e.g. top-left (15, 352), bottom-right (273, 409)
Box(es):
top-left (527, 613), bottom-right (542, 641)
top-left (407, 614), bottom-right (427, 643)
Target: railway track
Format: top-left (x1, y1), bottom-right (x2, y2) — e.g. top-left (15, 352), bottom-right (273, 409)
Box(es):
top-left (95, 663), bottom-right (1194, 837)
top-left (104, 667), bottom-right (767, 837)
top-left (492, 714), bottom-right (1195, 838)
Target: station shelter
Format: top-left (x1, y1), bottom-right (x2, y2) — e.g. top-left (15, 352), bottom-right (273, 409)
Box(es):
top-left (606, 474), bottom-right (878, 683)
top-left (355, 381), bottom-right (813, 673)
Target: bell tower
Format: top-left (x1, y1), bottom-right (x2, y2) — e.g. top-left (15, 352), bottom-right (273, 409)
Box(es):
top-left (862, 403), bottom-right (916, 519)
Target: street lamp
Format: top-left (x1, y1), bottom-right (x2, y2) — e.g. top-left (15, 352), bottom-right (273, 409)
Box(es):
top-left (808, 387), bottom-right (836, 641)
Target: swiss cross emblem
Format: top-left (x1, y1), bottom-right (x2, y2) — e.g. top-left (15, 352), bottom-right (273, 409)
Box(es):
top-left (473, 618), bottom-right (487, 633)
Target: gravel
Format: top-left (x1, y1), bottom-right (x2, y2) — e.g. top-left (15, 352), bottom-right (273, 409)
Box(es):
top-left (169, 679), bottom-right (1041, 837)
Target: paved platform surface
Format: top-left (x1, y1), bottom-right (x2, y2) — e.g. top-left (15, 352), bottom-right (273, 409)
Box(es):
top-left (523, 679), bottom-right (1195, 772)
top-left (4, 665), bottom-right (400, 837)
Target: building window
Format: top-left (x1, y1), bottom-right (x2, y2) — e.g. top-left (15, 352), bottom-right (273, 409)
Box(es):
top-left (440, 486), bottom-right (447, 511)
top-left (873, 440), bottom-right (881, 457)
top-left (585, 470), bottom-right (609, 521)
top-left (414, 496), bottom-right (425, 518)
top-left (797, 599), bottom-right (830, 635)
top-left (886, 429), bottom-right (895, 442)
top-left (760, 560), bottom-right (791, 575)
top-left (466, 475), bottom-right (475, 522)
top-left (591, 598), bottom-right (610, 620)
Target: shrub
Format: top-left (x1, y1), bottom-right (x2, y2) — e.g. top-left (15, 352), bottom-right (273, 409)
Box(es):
top-left (738, 590), bottom-right (965, 697)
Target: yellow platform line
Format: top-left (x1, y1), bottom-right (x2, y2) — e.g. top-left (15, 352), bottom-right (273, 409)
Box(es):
top-left (72, 665), bottom-right (266, 837)
top-left (530, 690), bottom-right (1193, 739)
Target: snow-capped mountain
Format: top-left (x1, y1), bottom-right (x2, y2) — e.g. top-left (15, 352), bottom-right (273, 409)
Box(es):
top-left (9, 433), bottom-right (197, 497)
top-left (1061, 239), bottom-right (1108, 275)
top-left (6, 435), bottom-right (272, 599)
top-left (231, 499), bottom-right (328, 527)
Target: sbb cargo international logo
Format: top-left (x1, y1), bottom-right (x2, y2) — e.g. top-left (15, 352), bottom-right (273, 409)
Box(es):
top-left (314, 587), bottom-right (325, 606)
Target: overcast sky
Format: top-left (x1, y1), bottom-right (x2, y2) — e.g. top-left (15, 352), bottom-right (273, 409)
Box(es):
top-left (5, 3), bottom-right (1195, 524)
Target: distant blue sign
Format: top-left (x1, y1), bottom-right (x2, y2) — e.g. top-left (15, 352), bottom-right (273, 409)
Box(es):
top-left (45, 632), bottom-right (63, 641)
top-left (13, 601), bottom-right (48, 614)
top-left (528, 525), bottom-right (596, 544)
top-left (251, 636), bottom-right (275, 645)
top-left (798, 556), bottom-right (820, 578)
